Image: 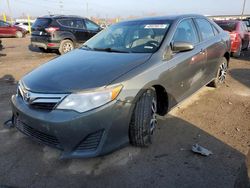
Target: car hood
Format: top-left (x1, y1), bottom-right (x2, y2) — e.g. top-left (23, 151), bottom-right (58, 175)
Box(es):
top-left (22, 49), bottom-right (152, 93)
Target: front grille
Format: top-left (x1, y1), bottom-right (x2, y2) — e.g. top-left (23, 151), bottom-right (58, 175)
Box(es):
top-left (30, 103), bottom-right (57, 110)
top-left (17, 81), bottom-right (67, 111)
top-left (15, 119), bottom-right (61, 149)
top-left (75, 130), bottom-right (104, 152)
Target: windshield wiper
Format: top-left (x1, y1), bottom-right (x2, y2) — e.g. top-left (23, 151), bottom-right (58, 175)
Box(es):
top-left (93, 47), bottom-right (130, 53)
top-left (81, 44), bottom-right (93, 50)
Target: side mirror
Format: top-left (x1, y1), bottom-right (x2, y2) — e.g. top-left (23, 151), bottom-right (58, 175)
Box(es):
top-left (172, 42), bottom-right (194, 53)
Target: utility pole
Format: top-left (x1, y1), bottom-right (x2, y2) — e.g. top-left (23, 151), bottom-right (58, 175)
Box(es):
top-left (86, 2), bottom-right (89, 18)
top-left (59, 0), bottom-right (63, 14)
top-left (241, 0), bottom-right (246, 17)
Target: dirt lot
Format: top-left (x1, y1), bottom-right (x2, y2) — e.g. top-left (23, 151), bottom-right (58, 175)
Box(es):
top-left (0, 37), bottom-right (249, 188)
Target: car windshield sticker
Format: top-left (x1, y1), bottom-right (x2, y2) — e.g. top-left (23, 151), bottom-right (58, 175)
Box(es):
top-left (144, 24), bottom-right (168, 29)
top-left (144, 46), bottom-right (154, 49)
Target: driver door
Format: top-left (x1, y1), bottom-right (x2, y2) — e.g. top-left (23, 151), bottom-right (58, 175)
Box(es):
top-left (162, 18), bottom-right (206, 103)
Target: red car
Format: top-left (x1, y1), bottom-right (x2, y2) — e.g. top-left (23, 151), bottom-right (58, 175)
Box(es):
top-left (215, 20), bottom-right (249, 57)
top-left (0, 20), bottom-right (26, 38)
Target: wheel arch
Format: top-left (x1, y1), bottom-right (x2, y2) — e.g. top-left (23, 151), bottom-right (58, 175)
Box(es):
top-left (131, 84), bottom-right (170, 116)
top-left (224, 51), bottom-right (230, 67)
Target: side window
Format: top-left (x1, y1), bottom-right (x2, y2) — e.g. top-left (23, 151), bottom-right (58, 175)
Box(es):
top-left (241, 23), bottom-right (248, 32)
top-left (0, 21), bottom-right (9, 27)
top-left (74, 20), bottom-right (85, 29)
top-left (196, 18), bottom-right (215, 40)
top-left (85, 19), bottom-right (99, 31)
top-left (173, 19), bottom-right (199, 44)
top-left (212, 25), bottom-right (219, 35)
top-left (58, 19), bottom-right (85, 29)
top-left (57, 19), bottom-right (71, 27)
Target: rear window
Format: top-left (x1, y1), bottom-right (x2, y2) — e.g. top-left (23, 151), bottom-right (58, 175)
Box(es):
top-left (33, 18), bottom-right (52, 28)
top-left (216, 22), bottom-right (236, 32)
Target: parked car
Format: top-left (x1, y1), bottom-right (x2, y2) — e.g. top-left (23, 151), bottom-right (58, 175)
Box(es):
top-left (215, 20), bottom-right (249, 57)
top-left (242, 18), bottom-right (250, 32)
top-left (11, 14), bottom-right (231, 159)
top-left (14, 22), bottom-right (33, 33)
top-left (0, 20), bottom-right (26, 38)
top-left (31, 15), bottom-right (101, 54)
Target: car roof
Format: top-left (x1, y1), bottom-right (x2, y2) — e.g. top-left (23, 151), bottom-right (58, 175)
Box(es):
top-left (38, 15), bottom-right (86, 19)
top-left (124, 14), bottom-right (207, 22)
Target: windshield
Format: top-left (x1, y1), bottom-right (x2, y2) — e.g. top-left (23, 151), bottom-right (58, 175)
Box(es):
top-left (83, 20), bottom-right (172, 53)
top-left (216, 22), bottom-right (237, 32)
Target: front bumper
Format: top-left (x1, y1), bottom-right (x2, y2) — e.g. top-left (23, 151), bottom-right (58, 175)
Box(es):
top-left (11, 95), bottom-right (133, 159)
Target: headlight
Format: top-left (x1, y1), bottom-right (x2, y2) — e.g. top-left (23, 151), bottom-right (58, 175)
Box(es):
top-left (56, 85), bottom-right (123, 113)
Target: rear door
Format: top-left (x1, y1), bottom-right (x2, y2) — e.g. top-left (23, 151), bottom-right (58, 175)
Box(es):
top-left (57, 18), bottom-right (88, 43)
top-left (194, 18), bottom-right (223, 84)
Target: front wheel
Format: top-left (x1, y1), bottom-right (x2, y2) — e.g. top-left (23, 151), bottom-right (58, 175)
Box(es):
top-left (58, 39), bottom-right (74, 55)
top-left (129, 88), bottom-right (157, 147)
top-left (209, 57), bottom-right (228, 88)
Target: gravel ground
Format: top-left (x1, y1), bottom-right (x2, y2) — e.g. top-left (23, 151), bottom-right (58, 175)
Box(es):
top-left (0, 37), bottom-right (249, 188)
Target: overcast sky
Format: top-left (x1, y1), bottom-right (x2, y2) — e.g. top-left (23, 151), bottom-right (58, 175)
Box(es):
top-left (0, 0), bottom-right (249, 18)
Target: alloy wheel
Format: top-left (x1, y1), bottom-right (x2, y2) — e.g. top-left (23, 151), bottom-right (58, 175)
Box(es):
top-left (63, 42), bottom-right (73, 53)
top-left (150, 98), bottom-right (157, 135)
top-left (218, 61), bottom-right (227, 83)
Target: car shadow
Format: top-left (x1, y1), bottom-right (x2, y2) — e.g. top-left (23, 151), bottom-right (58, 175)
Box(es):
top-left (229, 69), bottom-right (250, 88)
top-left (0, 110), bottom-right (249, 187)
top-left (236, 50), bottom-right (250, 61)
top-left (28, 44), bottom-right (59, 54)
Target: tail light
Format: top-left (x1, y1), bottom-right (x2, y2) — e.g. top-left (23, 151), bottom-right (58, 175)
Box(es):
top-left (229, 32), bottom-right (240, 42)
top-left (45, 27), bottom-right (59, 33)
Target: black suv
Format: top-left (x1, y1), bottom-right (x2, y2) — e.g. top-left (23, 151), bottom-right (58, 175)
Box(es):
top-left (31, 15), bottom-right (101, 54)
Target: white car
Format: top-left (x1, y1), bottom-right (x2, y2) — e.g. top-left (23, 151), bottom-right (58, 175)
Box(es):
top-left (14, 22), bottom-right (32, 32)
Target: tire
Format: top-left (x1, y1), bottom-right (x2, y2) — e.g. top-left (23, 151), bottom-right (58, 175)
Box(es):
top-left (232, 43), bottom-right (242, 58)
top-left (15, 31), bottom-right (23, 38)
top-left (209, 57), bottom-right (228, 88)
top-left (129, 88), bottom-right (157, 147)
top-left (242, 41), bottom-right (249, 51)
top-left (58, 39), bottom-right (74, 55)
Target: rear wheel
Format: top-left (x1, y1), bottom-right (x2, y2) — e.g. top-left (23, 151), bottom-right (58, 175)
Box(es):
top-left (232, 43), bottom-right (242, 58)
top-left (15, 31), bottom-right (23, 38)
top-left (129, 88), bottom-right (157, 147)
top-left (59, 39), bottom-right (74, 55)
top-left (209, 57), bottom-right (228, 88)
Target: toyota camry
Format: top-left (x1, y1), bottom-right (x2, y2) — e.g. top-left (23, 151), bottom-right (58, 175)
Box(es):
top-left (11, 14), bottom-right (231, 159)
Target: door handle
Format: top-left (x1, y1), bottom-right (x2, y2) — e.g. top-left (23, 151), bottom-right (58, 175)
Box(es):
top-left (199, 49), bottom-right (206, 54)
